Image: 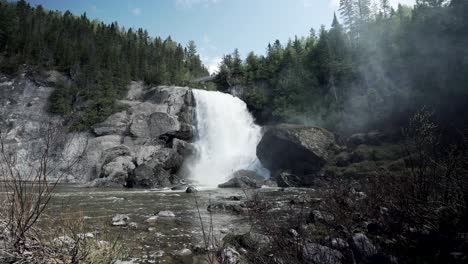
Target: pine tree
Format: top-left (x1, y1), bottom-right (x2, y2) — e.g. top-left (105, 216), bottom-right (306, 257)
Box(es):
top-left (339, 0), bottom-right (357, 37)
top-left (380, 0), bottom-right (391, 18)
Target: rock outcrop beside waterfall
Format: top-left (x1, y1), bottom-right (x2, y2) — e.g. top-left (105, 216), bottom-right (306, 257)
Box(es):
top-left (0, 71), bottom-right (195, 187)
top-left (256, 124), bottom-right (337, 187)
top-left (85, 82), bottom-right (195, 187)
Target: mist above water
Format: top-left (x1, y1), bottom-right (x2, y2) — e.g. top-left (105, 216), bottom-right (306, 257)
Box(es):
top-left (189, 89), bottom-right (268, 187)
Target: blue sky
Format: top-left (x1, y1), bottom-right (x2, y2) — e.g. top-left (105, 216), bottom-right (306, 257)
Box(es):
top-left (24, 0), bottom-right (415, 73)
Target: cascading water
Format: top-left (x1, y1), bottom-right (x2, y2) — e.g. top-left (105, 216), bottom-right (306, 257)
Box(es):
top-left (189, 89), bottom-right (268, 187)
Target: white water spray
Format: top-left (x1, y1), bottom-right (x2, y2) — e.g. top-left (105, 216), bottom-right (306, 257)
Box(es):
top-left (189, 89), bottom-right (268, 187)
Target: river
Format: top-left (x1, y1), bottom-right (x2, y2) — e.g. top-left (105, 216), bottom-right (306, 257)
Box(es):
top-left (36, 184), bottom-right (306, 263)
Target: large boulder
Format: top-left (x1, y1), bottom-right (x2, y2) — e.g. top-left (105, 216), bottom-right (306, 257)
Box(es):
top-left (146, 148), bottom-right (184, 173)
top-left (143, 86), bottom-right (193, 117)
top-left (257, 124), bottom-right (336, 183)
top-left (172, 138), bottom-right (195, 157)
top-left (101, 145), bottom-right (132, 164)
top-left (83, 135), bottom-right (122, 181)
top-left (130, 112), bottom-right (180, 139)
top-left (131, 164), bottom-right (171, 188)
top-left (218, 170), bottom-right (266, 189)
top-left (134, 145), bottom-right (161, 166)
top-left (350, 233), bottom-right (377, 263)
top-left (101, 156), bottom-right (135, 185)
top-left (143, 86), bottom-right (195, 140)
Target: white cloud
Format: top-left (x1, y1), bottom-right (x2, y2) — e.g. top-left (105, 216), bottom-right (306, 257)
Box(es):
top-left (132, 7), bottom-right (141, 16)
top-left (328, 0), bottom-right (340, 8)
top-left (203, 35), bottom-right (211, 43)
top-left (201, 55), bottom-right (222, 74)
top-left (202, 35), bottom-right (218, 52)
top-left (176, 0), bottom-right (220, 9)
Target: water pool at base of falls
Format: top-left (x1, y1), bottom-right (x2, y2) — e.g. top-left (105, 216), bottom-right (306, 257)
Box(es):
top-left (27, 184), bottom-right (314, 263)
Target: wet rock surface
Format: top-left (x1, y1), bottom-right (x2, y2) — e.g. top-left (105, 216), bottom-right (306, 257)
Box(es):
top-left (218, 170), bottom-right (268, 189)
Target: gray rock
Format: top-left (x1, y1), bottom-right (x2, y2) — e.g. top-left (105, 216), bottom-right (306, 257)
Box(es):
top-left (130, 112), bottom-right (180, 139)
top-left (219, 247), bottom-right (240, 264)
top-left (186, 186), bottom-right (197, 193)
top-left (112, 214), bottom-right (130, 226)
top-left (127, 101), bottom-right (168, 117)
top-left (331, 238), bottom-right (349, 250)
top-left (351, 233), bottom-right (377, 261)
top-left (172, 248), bottom-right (192, 256)
top-left (218, 170), bottom-right (265, 189)
top-left (148, 148), bottom-right (184, 172)
top-left (134, 145), bottom-right (161, 166)
top-left (101, 156), bottom-right (135, 184)
top-left (172, 138), bottom-right (195, 157)
top-left (144, 86), bottom-right (193, 116)
top-left (77, 232), bottom-right (95, 239)
top-left (303, 243), bottom-right (344, 264)
top-left (132, 164), bottom-right (171, 188)
top-left (102, 145), bottom-right (132, 165)
top-left (257, 124), bottom-right (336, 186)
top-left (170, 123), bottom-right (194, 140)
top-left (157, 210), bottom-right (175, 217)
top-left (84, 135), bottom-right (123, 181)
top-left (145, 216), bottom-right (159, 223)
top-left (113, 260), bottom-right (137, 264)
top-left (148, 112), bottom-right (181, 137)
top-left (93, 111), bottom-right (129, 136)
top-left (0, 73), bottom-right (81, 182)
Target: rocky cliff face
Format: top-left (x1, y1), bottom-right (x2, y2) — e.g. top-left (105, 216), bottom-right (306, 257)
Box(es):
top-left (0, 71), bottom-right (195, 188)
top-left (86, 83), bottom-right (196, 188)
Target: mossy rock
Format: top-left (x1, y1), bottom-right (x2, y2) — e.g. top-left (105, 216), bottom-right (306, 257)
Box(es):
top-left (325, 160), bottom-right (389, 178)
top-left (352, 144), bottom-right (402, 162)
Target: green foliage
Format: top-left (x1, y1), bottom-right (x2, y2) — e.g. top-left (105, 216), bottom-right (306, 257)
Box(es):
top-left (216, 0), bottom-right (468, 133)
top-left (0, 0), bottom-right (208, 130)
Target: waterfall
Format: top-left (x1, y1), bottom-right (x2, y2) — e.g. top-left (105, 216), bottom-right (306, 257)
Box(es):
top-left (189, 89), bottom-right (268, 187)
